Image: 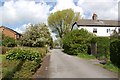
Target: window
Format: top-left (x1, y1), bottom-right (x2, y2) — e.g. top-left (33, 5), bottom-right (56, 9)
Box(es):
top-left (118, 28), bottom-right (120, 33)
top-left (93, 28), bottom-right (97, 33)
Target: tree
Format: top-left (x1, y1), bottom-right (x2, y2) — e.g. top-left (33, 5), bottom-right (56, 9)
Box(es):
top-left (48, 9), bottom-right (80, 38)
top-left (21, 23), bottom-right (53, 47)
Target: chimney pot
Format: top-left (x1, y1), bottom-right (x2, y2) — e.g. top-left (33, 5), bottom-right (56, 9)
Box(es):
top-left (92, 13), bottom-right (98, 20)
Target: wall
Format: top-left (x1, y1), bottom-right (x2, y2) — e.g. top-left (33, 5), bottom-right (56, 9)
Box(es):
top-left (78, 27), bottom-right (116, 36)
top-left (0, 27), bottom-right (16, 39)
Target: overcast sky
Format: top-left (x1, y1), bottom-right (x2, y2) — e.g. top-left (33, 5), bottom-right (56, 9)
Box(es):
top-left (0, 0), bottom-right (120, 39)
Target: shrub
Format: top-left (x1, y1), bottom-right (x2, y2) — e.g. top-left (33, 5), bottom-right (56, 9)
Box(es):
top-left (2, 59), bottom-right (21, 78)
top-left (110, 40), bottom-right (120, 67)
top-left (91, 37), bottom-right (110, 60)
top-left (2, 47), bottom-right (45, 79)
top-left (6, 48), bottom-right (41, 63)
top-left (2, 46), bottom-right (10, 54)
top-left (2, 36), bottom-right (17, 47)
top-left (62, 29), bottom-right (95, 55)
top-left (13, 60), bottom-right (39, 79)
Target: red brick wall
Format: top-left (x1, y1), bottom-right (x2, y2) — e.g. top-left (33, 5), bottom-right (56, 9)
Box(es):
top-left (0, 27), bottom-right (16, 39)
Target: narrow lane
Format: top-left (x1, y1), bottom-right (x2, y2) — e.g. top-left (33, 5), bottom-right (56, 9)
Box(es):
top-left (48, 49), bottom-right (118, 78)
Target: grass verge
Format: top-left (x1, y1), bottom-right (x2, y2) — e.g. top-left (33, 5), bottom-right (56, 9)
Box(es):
top-left (96, 61), bottom-right (119, 73)
top-left (77, 53), bottom-right (96, 59)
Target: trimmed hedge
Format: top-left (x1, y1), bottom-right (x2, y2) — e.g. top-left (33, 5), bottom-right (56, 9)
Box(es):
top-left (110, 40), bottom-right (120, 67)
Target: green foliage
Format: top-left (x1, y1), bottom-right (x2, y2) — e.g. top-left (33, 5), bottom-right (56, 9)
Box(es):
top-left (6, 48), bottom-right (41, 63)
top-left (91, 37), bottom-right (110, 60)
top-left (13, 60), bottom-right (39, 79)
top-left (62, 29), bottom-right (95, 55)
top-left (2, 59), bottom-right (20, 78)
top-left (2, 47), bottom-right (47, 79)
top-left (97, 61), bottom-right (119, 73)
top-left (48, 9), bottom-right (80, 38)
top-left (21, 23), bottom-right (53, 47)
top-left (110, 40), bottom-right (120, 67)
top-left (77, 53), bottom-right (95, 59)
top-left (103, 61), bottom-right (119, 73)
top-left (2, 46), bottom-right (10, 54)
top-left (2, 35), bottom-right (17, 47)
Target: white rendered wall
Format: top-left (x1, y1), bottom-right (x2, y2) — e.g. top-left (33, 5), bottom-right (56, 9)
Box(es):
top-left (78, 27), bottom-right (117, 36)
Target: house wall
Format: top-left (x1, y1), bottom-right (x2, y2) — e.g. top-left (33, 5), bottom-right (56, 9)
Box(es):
top-left (78, 27), bottom-right (116, 36)
top-left (0, 27), bottom-right (16, 39)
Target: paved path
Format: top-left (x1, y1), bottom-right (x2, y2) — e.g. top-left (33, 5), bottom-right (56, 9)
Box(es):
top-left (48, 49), bottom-right (118, 78)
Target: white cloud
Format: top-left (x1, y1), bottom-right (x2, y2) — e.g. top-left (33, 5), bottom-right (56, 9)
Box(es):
top-left (14, 23), bottom-right (31, 33)
top-left (50, 0), bottom-right (84, 17)
top-left (0, 0), bottom-right (50, 25)
top-left (78, 0), bottom-right (119, 20)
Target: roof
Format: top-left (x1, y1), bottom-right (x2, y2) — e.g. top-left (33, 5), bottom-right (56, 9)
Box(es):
top-left (75, 19), bottom-right (120, 27)
top-left (0, 26), bottom-right (22, 35)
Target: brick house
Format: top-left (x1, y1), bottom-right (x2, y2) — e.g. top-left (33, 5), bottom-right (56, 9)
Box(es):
top-left (0, 26), bottom-right (22, 40)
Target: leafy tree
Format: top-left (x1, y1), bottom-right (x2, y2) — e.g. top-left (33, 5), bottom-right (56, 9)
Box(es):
top-left (21, 23), bottom-right (53, 47)
top-left (48, 9), bottom-right (80, 38)
top-left (62, 28), bottom-right (95, 55)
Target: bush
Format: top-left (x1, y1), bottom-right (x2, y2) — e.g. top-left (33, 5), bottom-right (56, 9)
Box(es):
top-left (13, 60), bottom-right (39, 79)
top-left (91, 37), bottom-right (110, 60)
top-left (2, 47), bottom-right (46, 79)
top-left (2, 36), bottom-right (17, 47)
top-left (2, 59), bottom-right (21, 78)
top-left (110, 40), bottom-right (120, 67)
top-left (6, 48), bottom-right (41, 63)
top-left (62, 29), bottom-right (95, 55)
top-left (2, 46), bottom-right (10, 54)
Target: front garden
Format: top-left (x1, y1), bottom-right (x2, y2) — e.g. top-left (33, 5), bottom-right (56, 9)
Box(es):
top-left (1, 47), bottom-right (47, 79)
top-left (0, 23), bottom-right (53, 79)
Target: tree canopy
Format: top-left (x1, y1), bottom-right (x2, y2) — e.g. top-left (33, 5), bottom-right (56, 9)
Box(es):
top-left (21, 23), bottom-right (53, 47)
top-left (48, 9), bottom-right (80, 38)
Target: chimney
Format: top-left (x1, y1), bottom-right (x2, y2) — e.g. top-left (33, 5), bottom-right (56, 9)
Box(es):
top-left (92, 13), bottom-right (98, 20)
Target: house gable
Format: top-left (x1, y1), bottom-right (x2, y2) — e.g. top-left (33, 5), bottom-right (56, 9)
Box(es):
top-left (0, 26), bottom-right (22, 39)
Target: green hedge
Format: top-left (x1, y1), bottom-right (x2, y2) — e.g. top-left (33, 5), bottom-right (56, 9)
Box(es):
top-left (110, 40), bottom-right (120, 67)
top-left (62, 29), bottom-right (94, 55)
top-left (91, 37), bottom-right (110, 60)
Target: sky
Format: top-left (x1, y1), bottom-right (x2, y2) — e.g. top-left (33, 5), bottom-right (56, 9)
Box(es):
top-left (0, 0), bottom-right (120, 40)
